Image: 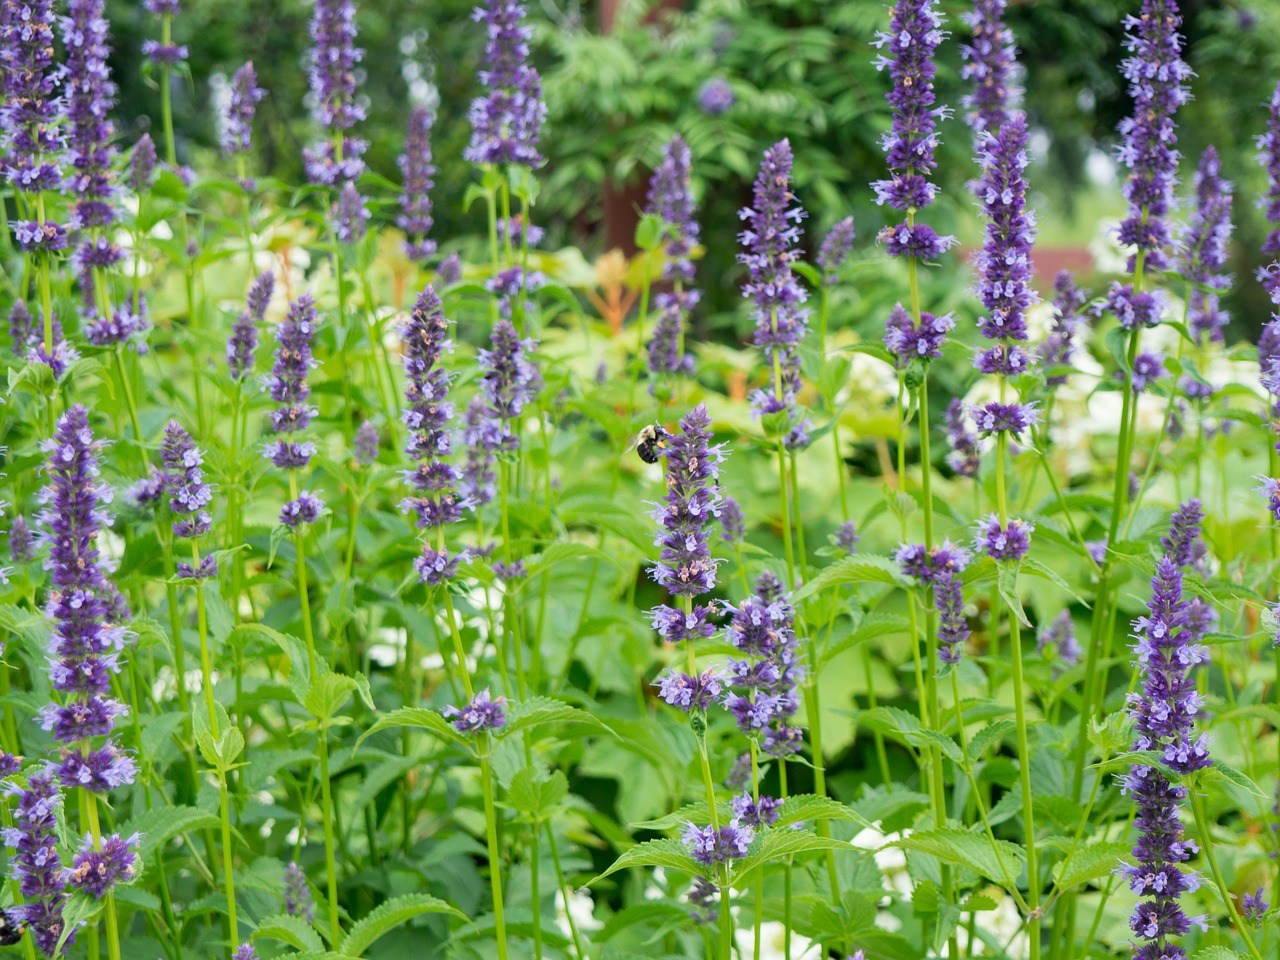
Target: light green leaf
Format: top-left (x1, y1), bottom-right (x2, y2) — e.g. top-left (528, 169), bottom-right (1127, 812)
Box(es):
top-left (507, 768), bottom-right (569, 818)
top-left (305, 673), bottom-right (359, 722)
top-left (356, 707), bottom-right (468, 749)
top-left (894, 828), bottom-right (1025, 886)
top-left (772, 794), bottom-right (875, 831)
top-left (996, 564), bottom-right (1032, 628)
top-left (793, 554), bottom-right (909, 604)
top-left (253, 913), bottom-right (324, 953)
top-left (733, 831), bottom-right (852, 877)
top-left (966, 719), bottom-right (1016, 762)
top-left (339, 894), bottom-right (464, 957)
top-left (588, 839), bottom-right (699, 885)
top-left (498, 697), bottom-right (614, 740)
top-left (1051, 841), bottom-right (1130, 890)
top-left (121, 805), bottom-right (221, 864)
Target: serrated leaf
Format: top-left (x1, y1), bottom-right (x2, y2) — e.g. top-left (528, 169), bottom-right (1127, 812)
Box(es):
top-left (894, 828), bottom-right (1025, 886)
top-left (772, 794), bottom-right (875, 831)
top-left (966, 719), bottom-right (1016, 762)
top-left (498, 696), bottom-right (613, 740)
top-left (733, 830), bottom-right (852, 877)
top-left (793, 554), bottom-right (909, 603)
top-left (57, 893), bottom-right (103, 955)
top-left (254, 913), bottom-right (325, 953)
top-left (506, 768), bottom-right (569, 818)
top-left (1051, 841), bottom-right (1129, 890)
top-left (339, 893), bottom-right (464, 957)
top-left (629, 802), bottom-right (727, 831)
top-left (996, 563), bottom-right (1032, 628)
top-left (356, 707), bottom-right (468, 749)
top-left (304, 672), bottom-right (359, 722)
top-left (820, 612), bottom-right (911, 666)
top-left (121, 805), bottom-right (221, 864)
top-left (588, 839), bottom-right (699, 885)
top-left (1190, 948), bottom-right (1247, 960)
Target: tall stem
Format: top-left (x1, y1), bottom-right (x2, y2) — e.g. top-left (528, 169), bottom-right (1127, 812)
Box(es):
top-left (480, 753), bottom-right (510, 960)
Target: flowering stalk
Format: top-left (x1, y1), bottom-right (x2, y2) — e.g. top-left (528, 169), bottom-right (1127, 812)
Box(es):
top-left (644, 134), bottom-right (700, 402)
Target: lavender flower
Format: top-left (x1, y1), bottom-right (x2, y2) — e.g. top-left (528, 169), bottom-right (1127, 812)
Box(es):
top-left (263, 293), bottom-right (319, 473)
top-left (160, 421), bottom-right (214, 551)
top-left (398, 106), bottom-right (437, 262)
top-left (84, 303), bottom-right (147, 349)
top-left (353, 419), bottom-right (379, 465)
top-left (884, 303), bottom-right (956, 365)
top-left (872, 0), bottom-right (956, 260)
top-left (1040, 272), bottom-right (1088, 386)
top-left (817, 216), bottom-right (855, 283)
top-left (1258, 82), bottom-right (1280, 256)
top-left (465, 0), bottom-right (546, 169)
top-left (657, 670), bottom-right (722, 711)
top-left (696, 78), bottom-right (734, 115)
top-left (62, 0), bottom-right (118, 232)
top-left (141, 39), bottom-right (187, 67)
top-left (648, 405), bottom-right (723, 598)
top-left (648, 289), bottom-right (698, 378)
top-left (476, 319), bottom-right (539, 450)
top-left (36, 406), bottom-right (137, 794)
top-left (683, 820), bottom-right (753, 866)
top-left (971, 400), bottom-right (1038, 437)
top-left (284, 862), bottom-right (315, 923)
top-left (1, 0), bottom-right (64, 198)
top-left (227, 271), bottom-right (275, 381)
top-left (1129, 351), bottom-right (1168, 393)
top-left (2, 772), bottom-right (68, 954)
top-left (9, 301), bottom-right (33, 356)
top-left (10, 515), bottom-right (34, 563)
top-left (945, 397), bottom-right (981, 477)
top-left (646, 135), bottom-right (700, 285)
top-left (719, 495), bottom-right (745, 544)
top-left (1160, 499), bottom-right (1203, 569)
top-left (1179, 147), bottom-right (1233, 343)
top-left (233, 946), bottom-right (259, 960)
top-left (498, 215), bottom-right (543, 249)
top-left (279, 492), bottom-right (324, 528)
top-left (1037, 610), bottom-right (1081, 669)
top-left (732, 792), bottom-right (782, 829)
top-left (334, 180), bottom-right (369, 245)
top-left (460, 396), bottom-right (499, 506)
top-left (128, 135), bottom-right (158, 193)
top-left (971, 113), bottom-right (1038, 377)
top-left (222, 62), bottom-right (266, 163)
top-left (1115, 0), bottom-right (1192, 271)
top-left (959, 0), bottom-right (1021, 134)
top-left (443, 688), bottom-right (506, 733)
top-left (65, 832), bottom-right (138, 898)
top-left (974, 515), bottom-right (1033, 562)
top-left (308, 0), bottom-right (365, 132)
top-left (688, 874), bottom-right (718, 924)
top-left (437, 252), bottom-right (462, 286)
top-left (1242, 889), bottom-right (1269, 922)
top-left (832, 520), bottom-right (860, 555)
top-left (897, 541), bottom-right (971, 664)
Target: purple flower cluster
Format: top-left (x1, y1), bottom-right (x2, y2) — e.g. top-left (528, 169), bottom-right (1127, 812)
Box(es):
top-left (36, 406), bottom-right (137, 794)
top-left (222, 62), bottom-right (266, 167)
top-left (648, 405), bottom-right (723, 600)
top-left (62, 0), bottom-right (117, 232)
top-left (353, 419), bottom-right (379, 466)
top-left (646, 136), bottom-right (701, 377)
top-left (971, 400), bottom-right (1038, 438)
top-left (832, 520), bottom-right (860, 555)
top-left (974, 515), bottom-right (1033, 562)
top-left (10, 514), bottom-right (34, 563)
top-left (129, 135), bottom-right (158, 192)
top-left (740, 140), bottom-right (810, 446)
top-left (284, 861), bottom-right (315, 922)
top-left (65, 831), bottom-right (139, 899)
top-left (817, 216), bottom-right (855, 283)
top-left (1115, 0), bottom-right (1192, 270)
top-left (1036, 610), bottom-right (1081, 670)
top-left (308, 0), bottom-right (365, 131)
top-left (398, 106), bottom-right (438, 263)
top-left (465, 0), bottom-right (546, 169)
top-left (1039, 271), bottom-right (1089, 386)
top-left (732, 791), bottom-right (782, 829)
top-left (1, 0), bottom-right (64, 198)
top-left (945, 398), bottom-right (981, 477)
top-left (264, 294), bottom-right (324, 526)
top-left (972, 114), bottom-right (1038, 376)
top-left (399, 287), bottom-right (467, 584)
top-left (1129, 351), bottom-right (1168, 393)
top-left (959, 0), bottom-right (1020, 134)
top-left (465, 321), bottom-right (540, 505)
top-left (160, 421), bottom-right (216, 579)
top-left (884, 303), bottom-right (956, 366)
top-left (84, 302), bottom-right (148, 350)
top-left (896, 541), bottom-right (970, 664)
top-left (141, 0), bottom-right (187, 67)
top-left (697, 78), bottom-right (734, 115)
top-left (2, 772), bottom-right (68, 953)
top-left (719, 495), bottom-right (745, 544)
top-left (1160, 499), bottom-right (1203, 569)
top-left (872, 0), bottom-right (956, 259)
top-left (683, 820), bottom-right (752, 867)
top-left (722, 571), bottom-right (805, 758)
top-left (1120, 548), bottom-right (1212, 957)
top-left (227, 271), bottom-right (275, 381)
top-left (443, 688), bottom-right (506, 734)
top-left (1258, 81), bottom-right (1280, 256)
top-left (1179, 147), bottom-right (1233, 344)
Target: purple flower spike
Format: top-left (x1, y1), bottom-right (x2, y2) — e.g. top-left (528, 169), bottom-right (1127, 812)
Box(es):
top-left (222, 62), bottom-right (266, 162)
top-left (960, 0), bottom-right (1021, 134)
top-left (227, 271), bottom-right (275, 381)
top-left (284, 862), bottom-right (315, 922)
top-left (398, 106), bottom-right (437, 262)
top-left (1257, 477), bottom-right (1280, 523)
top-left (971, 400), bottom-right (1038, 437)
top-left (648, 289), bottom-right (698, 378)
top-left (688, 874), bottom-right (718, 924)
top-left (280, 492), bottom-right (324, 528)
top-left (1040, 272), bottom-right (1089, 386)
top-left (974, 515), bottom-right (1033, 562)
top-left (443, 688), bottom-right (507, 733)
top-left (896, 541), bottom-right (971, 664)
top-left (885, 303), bottom-right (956, 366)
top-left (732, 792), bottom-right (782, 829)
top-left (832, 520), bottom-right (860, 555)
top-left (1242, 889), bottom-right (1269, 922)
top-left (656, 669), bottom-right (723, 712)
top-left (1180, 147), bottom-right (1233, 344)
top-left (647, 405), bottom-right (724, 598)
top-left (233, 946), bottom-right (259, 960)
top-left (474, 318), bottom-right (540, 461)
top-left (683, 820), bottom-right (753, 866)
top-left (308, 0), bottom-right (365, 132)
top-left (1129, 351), bottom-right (1168, 393)
top-left (353, 419), bottom-right (379, 466)
top-left (1037, 610), bottom-right (1081, 669)
top-left (161, 421), bottom-right (215, 546)
top-left (437, 252), bottom-right (462, 286)
top-left (817, 216), bottom-right (856, 283)
top-left (945, 397), bottom-right (981, 477)
top-left (647, 134), bottom-right (700, 285)
top-left (1115, 0), bottom-right (1192, 271)
top-left (2, 0), bottom-right (65, 198)
top-left (128, 135), bottom-right (158, 192)
top-left (334, 180), bottom-right (369, 245)
top-left (263, 293), bottom-right (319, 472)
top-left (3, 772), bottom-right (69, 954)
top-left (1258, 82), bottom-right (1280, 256)
top-left (65, 832), bottom-right (139, 899)
top-left (63, 0), bottom-right (118, 232)
top-left (721, 571), bottom-right (805, 743)
top-left (465, 0), bottom-right (546, 168)
top-left (719, 495), bottom-right (745, 544)
top-left (10, 514), bottom-right (34, 563)
top-left (1160, 500), bottom-right (1203, 570)
top-left (696, 78), bottom-right (734, 115)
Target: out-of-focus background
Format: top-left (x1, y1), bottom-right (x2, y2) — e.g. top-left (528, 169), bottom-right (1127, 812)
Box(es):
top-left (112, 0), bottom-right (1280, 336)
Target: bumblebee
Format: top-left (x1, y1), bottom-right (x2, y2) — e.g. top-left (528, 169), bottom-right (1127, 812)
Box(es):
top-left (0, 906), bottom-right (26, 946)
top-left (633, 424), bottom-right (671, 465)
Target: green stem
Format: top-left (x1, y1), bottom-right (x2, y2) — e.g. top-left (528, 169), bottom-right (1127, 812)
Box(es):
top-left (1189, 787), bottom-right (1265, 960)
top-left (480, 754), bottom-right (510, 960)
top-left (84, 794), bottom-right (123, 960)
top-left (317, 721), bottom-right (342, 945)
top-left (219, 771), bottom-right (239, 950)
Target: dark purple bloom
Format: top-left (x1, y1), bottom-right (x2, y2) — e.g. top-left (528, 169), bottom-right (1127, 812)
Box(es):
top-left (9, 301), bottom-right (34, 356)
top-left (1129, 351), bottom-right (1168, 393)
top-left (974, 515), bottom-right (1033, 562)
top-left (222, 61), bottom-right (266, 160)
top-left (465, 0), bottom-right (546, 168)
top-left (460, 396), bottom-right (499, 506)
top-left (1099, 282), bottom-right (1164, 331)
top-left (719, 495), bottom-right (745, 544)
top-left (721, 571), bottom-right (805, 742)
top-left (498, 215), bottom-right (543, 249)
top-left (960, 0), bottom-right (1021, 134)
top-left (76, 237), bottom-right (123, 271)
top-left (227, 271), bottom-right (274, 381)
top-left (896, 541), bottom-right (970, 664)
top-left (302, 138), bottom-right (367, 188)
top-left (141, 40), bottom-right (187, 67)
top-left (10, 514), bottom-right (34, 563)
top-left (945, 397), bottom-right (981, 477)
top-left (334, 180), bottom-right (369, 245)
top-left (725, 753), bottom-right (752, 791)
top-left (161, 421), bottom-right (214, 541)
top-left (688, 874), bottom-right (718, 925)
top-left (732, 791), bottom-right (782, 829)
top-left (492, 559), bottom-right (525, 581)
top-left (648, 289), bottom-right (698, 378)
top-left (696, 77), bottom-right (734, 115)
top-left (1160, 499), bottom-right (1203, 570)
top-left (62, 0), bottom-right (118, 232)
top-left (872, 0), bottom-right (949, 214)
top-left (0, 753), bottom-right (20, 778)
top-left (477, 319), bottom-right (539, 433)
top-left (1256, 477), bottom-right (1280, 522)
top-left (1086, 539), bottom-right (1109, 566)
top-left (13, 221), bottom-right (68, 254)
top-left (1180, 147), bottom-right (1233, 344)
top-left (646, 135), bottom-right (700, 285)
top-left (647, 404), bottom-right (723, 597)
top-left (1037, 610), bottom-right (1081, 669)
top-left (2, 772), bottom-right (69, 954)
top-left (884, 303), bottom-right (956, 365)
top-left (1115, 0), bottom-right (1192, 271)
top-left (28, 338), bottom-right (80, 379)
top-left (353, 419), bottom-right (379, 465)
top-left (279, 491), bottom-right (324, 528)
top-left (399, 287), bottom-right (464, 534)
top-left (683, 820), bottom-right (753, 866)
top-left (971, 400), bottom-right (1038, 437)
top-left (1039, 271), bottom-right (1089, 386)
top-left (84, 304), bottom-right (147, 348)
top-left (65, 831), bottom-right (138, 899)
top-left (649, 604), bottom-right (715, 645)
top-left (308, 0), bottom-right (365, 131)
top-left (263, 293), bottom-right (319, 472)
top-left (443, 688), bottom-right (506, 733)
top-left (1258, 81), bottom-right (1280, 256)
top-left (128, 135), bottom-right (157, 192)
top-left (817, 216), bottom-right (856, 283)
top-left (128, 473), bottom-right (165, 511)
top-left (1, 0), bottom-right (64, 197)
top-left (972, 114), bottom-right (1038, 355)
top-left (284, 862), bottom-right (315, 923)
top-left (1242, 889), bottom-right (1269, 922)
top-left (877, 221), bottom-right (957, 260)
top-left (656, 669), bottom-right (722, 711)
top-left (398, 106), bottom-right (437, 262)
top-left (437, 252), bottom-right (462, 286)
top-left (832, 520), bottom-right (860, 555)
top-left (739, 140), bottom-right (810, 444)
top-left (233, 946), bottom-right (259, 960)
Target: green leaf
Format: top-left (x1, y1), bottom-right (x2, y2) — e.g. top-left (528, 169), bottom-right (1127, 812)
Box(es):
top-left (498, 696), bottom-right (614, 740)
top-left (1051, 841), bottom-right (1130, 890)
top-left (966, 719), bottom-right (1016, 762)
top-left (304, 672), bottom-right (359, 722)
top-left (996, 563), bottom-right (1032, 628)
top-left (121, 805), bottom-right (221, 864)
top-left (356, 707), bottom-right (468, 749)
top-left (1201, 760), bottom-right (1269, 800)
top-left (588, 839), bottom-right (699, 885)
top-left (506, 768), bottom-right (569, 818)
top-left (733, 831), bottom-right (852, 877)
top-left (820, 613), bottom-right (911, 666)
top-left (58, 893), bottom-right (104, 955)
top-left (793, 554), bottom-right (909, 603)
top-left (894, 828), bottom-right (1025, 886)
top-left (629, 802), bottom-right (727, 831)
top-left (254, 913), bottom-right (325, 953)
top-left (772, 794), bottom-right (875, 831)
top-left (1190, 948), bottom-right (1248, 960)
top-left (340, 894), bottom-right (464, 957)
